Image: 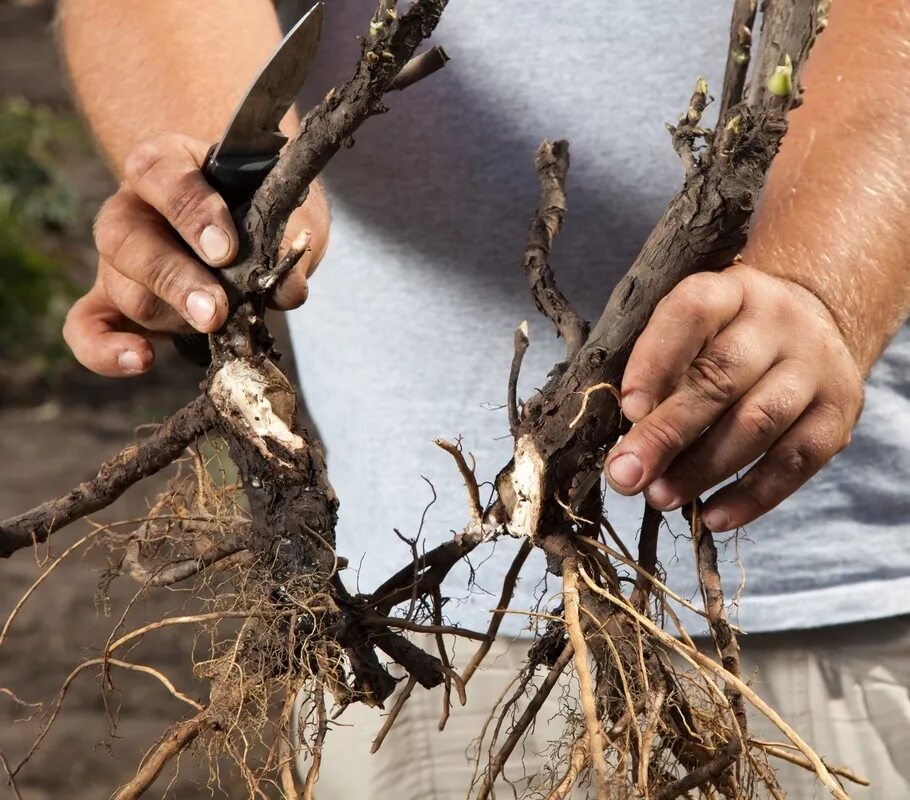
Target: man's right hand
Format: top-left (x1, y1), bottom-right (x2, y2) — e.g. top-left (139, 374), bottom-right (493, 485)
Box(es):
top-left (64, 133), bottom-right (324, 377)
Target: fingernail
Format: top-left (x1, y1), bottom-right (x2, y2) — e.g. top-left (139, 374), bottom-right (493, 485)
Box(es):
top-left (117, 350), bottom-right (144, 372)
top-left (608, 452), bottom-right (643, 488)
top-left (703, 509), bottom-right (731, 532)
top-left (186, 290), bottom-right (217, 328)
top-left (622, 390), bottom-right (652, 422)
top-left (645, 478), bottom-right (682, 511)
top-left (199, 225), bottom-right (231, 264)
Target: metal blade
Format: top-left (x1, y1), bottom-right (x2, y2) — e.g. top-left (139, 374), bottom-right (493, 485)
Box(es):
top-left (213, 2), bottom-right (324, 159)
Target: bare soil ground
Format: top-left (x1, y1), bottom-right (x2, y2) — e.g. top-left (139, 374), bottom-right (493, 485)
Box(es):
top-left (0, 3), bottom-right (256, 795)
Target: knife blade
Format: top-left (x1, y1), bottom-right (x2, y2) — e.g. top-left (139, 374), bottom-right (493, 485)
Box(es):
top-left (203, 1), bottom-right (324, 209)
top-left (174, 2), bottom-right (324, 366)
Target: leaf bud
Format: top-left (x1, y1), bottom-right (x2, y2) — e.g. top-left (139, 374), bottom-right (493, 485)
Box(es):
top-left (767, 54), bottom-right (793, 97)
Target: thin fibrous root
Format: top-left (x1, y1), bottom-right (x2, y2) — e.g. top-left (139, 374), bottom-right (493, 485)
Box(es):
top-left (750, 739), bottom-right (870, 787)
top-left (545, 732), bottom-right (589, 800)
top-left (562, 552), bottom-right (610, 800)
top-left (474, 643), bottom-right (574, 800)
top-left (14, 658), bottom-right (202, 778)
top-left (301, 679), bottom-right (327, 800)
top-left (568, 382), bottom-right (622, 428)
top-left (460, 539), bottom-right (533, 686)
top-left (371, 676), bottom-right (417, 755)
top-left (580, 575), bottom-right (852, 800)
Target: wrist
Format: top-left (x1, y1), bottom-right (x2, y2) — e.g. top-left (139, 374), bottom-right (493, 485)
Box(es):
top-left (727, 263), bottom-right (868, 414)
top-left (736, 250), bottom-right (875, 375)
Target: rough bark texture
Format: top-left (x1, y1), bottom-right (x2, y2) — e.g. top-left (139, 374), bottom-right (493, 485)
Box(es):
top-left (0, 1), bottom-right (847, 798)
top-left (0, 396), bottom-right (214, 558)
top-left (523, 140), bottom-right (590, 362)
top-left (218, 0), bottom-right (449, 305)
top-left (495, 0), bottom-right (828, 547)
top-left (208, 356), bottom-right (337, 580)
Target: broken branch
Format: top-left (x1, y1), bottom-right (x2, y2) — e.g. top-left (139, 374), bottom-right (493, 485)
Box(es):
top-left (0, 396), bottom-right (214, 558)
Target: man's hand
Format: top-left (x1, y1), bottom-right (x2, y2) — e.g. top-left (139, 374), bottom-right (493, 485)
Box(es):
top-left (604, 264), bottom-right (864, 532)
top-left (64, 133), bottom-right (327, 377)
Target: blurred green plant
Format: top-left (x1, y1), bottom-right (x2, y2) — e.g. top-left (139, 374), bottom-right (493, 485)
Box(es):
top-left (0, 97), bottom-right (84, 368)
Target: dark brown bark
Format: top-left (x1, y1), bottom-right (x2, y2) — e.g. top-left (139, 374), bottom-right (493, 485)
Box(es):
top-left (630, 503), bottom-right (662, 611)
top-left (717, 0), bottom-right (758, 125)
top-left (495, 0), bottom-right (826, 547)
top-left (215, 0), bottom-right (450, 308)
top-left (0, 396), bottom-right (214, 558)
top-left (0, 2), bottom-right (838, 797)
top-left (522, 139), bottom-right (590, 363)
top-left (208, 356), bottom-right (338, 580)
top-left (686, 499), bottom-right (747, 788)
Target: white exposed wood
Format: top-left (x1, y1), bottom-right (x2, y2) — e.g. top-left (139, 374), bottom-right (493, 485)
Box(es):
top-left (507, 435), bottom-right (546, 538)
top-left (211, 359), bottom-right (304, 456)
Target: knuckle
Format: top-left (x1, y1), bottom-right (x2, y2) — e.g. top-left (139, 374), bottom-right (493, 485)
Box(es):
top-left (62, 296), bottom-right (99, 363)
top-left (638, 415), bottom-right (687, 456)
top-left (61, 302), bottom-right (82, 346)
top-left (162, 182), bottom-right (211, 230)
top-left (842, 377), bottom-right (865, 417)
top-left (777, 441), bottom-right (822, 479)
top-left (818, 370), bottom-right (864, 429)
top-left (769, 291), bottom-right (793, 321)
top-left (124, 290), bottom-right (164, 325)
top-left (668, 281), bottom-right (709, 322)
top-left (840, 428), bottom-right (853, 452)
top-left (146, 255), bottom-right (187, 306)
top-left (736, 399), bottom-right (785, 441)
top-left (815, 401), bottom-right (857, 453)
top-left (272, 271), bottom-right (310, 310)
top-left (123, 138), bottom-right (168, 185)
top-left (683, 353), bottom-right (737, 406)
top-left (93, 208), bottom-right (132, 263)
top-left (826, 412), bottom-right (854, 455)
top-left (668, 457), bottom-right (713, 497)
top-left (738, 472), bottom-right (776, 514)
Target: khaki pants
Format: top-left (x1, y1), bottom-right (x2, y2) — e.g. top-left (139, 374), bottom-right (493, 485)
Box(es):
top-left (301, 617), bottom-right (910, 799)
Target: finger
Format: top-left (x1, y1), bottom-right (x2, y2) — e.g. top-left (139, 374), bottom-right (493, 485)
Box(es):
top-left (100, 263), bottom-right (193, 333)
top-left (644, 362), bottom-right (816, 510)
top-left (63, 283), bottom-right (155, 377)
top-left (606, 324), bottom-right (777, 495)
top-left (700, 404), bottom-right (852, 532)
top-left (95, 196), bottom-right (228, 332)
top-left (621, 272), bottom-right (744, 421)
top-left (123, 134), bottom-right (238, 267)
top-left (268, 221), bottom-right (326, 310)
top-left (269, 268), bottom-right (310, 310)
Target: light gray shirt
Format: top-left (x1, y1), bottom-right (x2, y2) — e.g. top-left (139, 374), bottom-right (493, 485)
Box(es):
top-left (287, 0), bottom-right (910, 635)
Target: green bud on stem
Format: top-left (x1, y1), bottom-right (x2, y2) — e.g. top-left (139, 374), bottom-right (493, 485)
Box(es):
top-left (767, 54), bottom-right (793, 97)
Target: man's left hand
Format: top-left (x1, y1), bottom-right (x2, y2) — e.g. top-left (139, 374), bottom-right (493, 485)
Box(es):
top-left (604, 263), bottom-right (864, 532)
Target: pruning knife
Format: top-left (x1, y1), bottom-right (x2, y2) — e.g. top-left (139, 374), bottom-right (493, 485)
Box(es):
top-left (175, 1), bottom-right (324, 365)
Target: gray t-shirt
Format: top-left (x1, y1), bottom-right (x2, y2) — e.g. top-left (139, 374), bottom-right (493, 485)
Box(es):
top-left (287, 0), bottom-right (910, 635)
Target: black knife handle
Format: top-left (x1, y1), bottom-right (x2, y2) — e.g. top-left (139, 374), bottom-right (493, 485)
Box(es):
top-left (172, 146), bottom-right (280, 367)
top-left (203, 148), bottom-right (280, 212)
